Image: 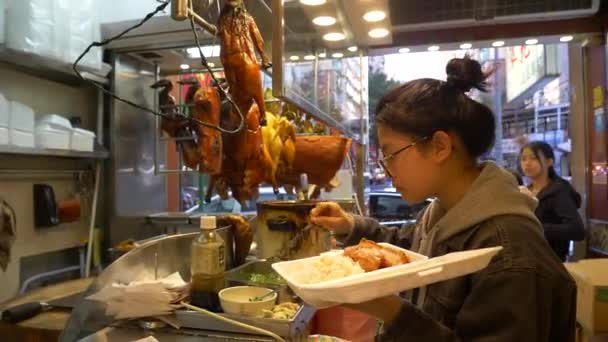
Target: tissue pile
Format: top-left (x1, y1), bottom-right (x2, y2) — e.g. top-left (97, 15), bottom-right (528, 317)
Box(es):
top-left (86, 272), bottom-right (190, 320)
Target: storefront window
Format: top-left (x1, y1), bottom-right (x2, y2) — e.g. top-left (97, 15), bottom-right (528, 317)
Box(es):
top-left (368, 43), bottom-right (571, 186)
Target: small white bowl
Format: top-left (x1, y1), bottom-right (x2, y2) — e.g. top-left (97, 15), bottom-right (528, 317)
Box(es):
top-left (219, 286), bottom-right (277, 317)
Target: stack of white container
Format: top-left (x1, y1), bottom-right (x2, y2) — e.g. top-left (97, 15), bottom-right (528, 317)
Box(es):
top-left (9, 101), bottom-right (36, 148)
top-left (0, 92), bottom-right (96, 152)
top-left (0, 0), bottom-right (5, 44)
top-left (36, 114), bottom-right (96, 152)
top-left (4, 0), bottom-right (102, 70)
top-left (0, 94), bottom-right (36, 148)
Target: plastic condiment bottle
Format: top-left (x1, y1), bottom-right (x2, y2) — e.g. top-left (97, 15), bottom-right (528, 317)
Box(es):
top-left (190, 216), bottom-right (225, 311)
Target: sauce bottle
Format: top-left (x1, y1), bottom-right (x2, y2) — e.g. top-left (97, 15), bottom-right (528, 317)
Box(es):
top-left (190, 216), bottom-right (225, 311)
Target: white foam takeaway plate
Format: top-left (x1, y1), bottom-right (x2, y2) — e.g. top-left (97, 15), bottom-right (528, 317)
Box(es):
top-left (272, 243), bottom-right (503, 308)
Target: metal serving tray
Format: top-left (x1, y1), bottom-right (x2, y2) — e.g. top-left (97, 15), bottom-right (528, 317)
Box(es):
top-left (174, 304), bottom-right (316, 341)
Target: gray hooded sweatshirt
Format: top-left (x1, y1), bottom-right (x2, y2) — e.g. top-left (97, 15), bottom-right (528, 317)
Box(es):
top-left (345, 162), bottom-right (577, 342)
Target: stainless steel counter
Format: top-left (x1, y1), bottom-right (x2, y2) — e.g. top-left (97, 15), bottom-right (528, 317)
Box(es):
top-left (79, 325), bottom-right (274, 342)
top-left (62, 233), bottom-right (314, 342)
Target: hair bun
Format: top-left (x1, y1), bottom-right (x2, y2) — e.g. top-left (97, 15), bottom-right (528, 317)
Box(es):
top-left (445, 56), bottom-right (489, 93)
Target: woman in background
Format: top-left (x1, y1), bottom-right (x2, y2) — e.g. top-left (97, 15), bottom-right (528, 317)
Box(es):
top-left (520, 141), bottom-right (585, 261)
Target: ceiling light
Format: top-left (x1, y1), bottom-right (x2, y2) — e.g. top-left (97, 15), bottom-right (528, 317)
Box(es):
top-left (332, 52), bottom-right (344, 58)
top-left (560, 35), bottom-right (574, 42)
top-left (460, 43), bottom-right (472, 49)
top-left (304, 55), bottom-right (316, 60)
top-left (363, 10), bottom-right (386, 22)
top-left (368, 28), bottom-right (389, 39)
top-left (299, 0), bottom-right (326, 5)
top-left (289, 55), bottom-right (300, 61)
top-left (525, 39), bottom-right (539, 45)
top-left (318, 52), bottom-right (327, 58)
top-left (398, 47), bottom-right (410, 53)
top-left (207, 62), bottom-right (215, 68)
top-left (180, 64), bottom-right (190, 70)
top-left (323, 32), bottom-right (345, 41)
top-left (312, 16), bottom-right (336, 26)
top-left (186, 45), bottom-right (220, 58)
top-left (348, 46), bottom-right (358, 52)
top-left (427, 45), bottom-right (440, 52)
top-left (492, 40), bottom-right (505, 47)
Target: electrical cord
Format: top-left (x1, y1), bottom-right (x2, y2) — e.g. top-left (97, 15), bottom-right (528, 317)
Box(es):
top-left (71, 0), bottom-right (245, 134)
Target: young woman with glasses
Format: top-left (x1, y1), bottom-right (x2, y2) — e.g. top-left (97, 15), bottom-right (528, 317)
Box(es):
top-left (310, 57), bottom-right (576, 341)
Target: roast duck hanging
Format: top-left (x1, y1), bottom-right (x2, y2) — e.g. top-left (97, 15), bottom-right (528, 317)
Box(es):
top-left (154, 0), bottom-right (351, 203)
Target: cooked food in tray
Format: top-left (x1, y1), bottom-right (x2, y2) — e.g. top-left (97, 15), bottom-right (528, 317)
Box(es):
top-left (262, 302), bottom-right (300, 320)
top-left (303, 254), bottom-right (364, 284)
top-left (300, 239), bottom-right (411, 284)
top-left (344, 239), bottom-right (410, 272)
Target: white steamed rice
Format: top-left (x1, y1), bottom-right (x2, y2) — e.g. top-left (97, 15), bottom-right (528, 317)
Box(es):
top-left (300, 254), bottom-right (364, 284)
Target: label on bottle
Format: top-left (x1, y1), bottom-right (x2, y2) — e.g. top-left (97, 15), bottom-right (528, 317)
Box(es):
top-left (192, 244), bottom-right (225, 274)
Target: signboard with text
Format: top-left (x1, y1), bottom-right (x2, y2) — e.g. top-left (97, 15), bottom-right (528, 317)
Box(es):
top-left (506, 44), bottom-right (559, 102)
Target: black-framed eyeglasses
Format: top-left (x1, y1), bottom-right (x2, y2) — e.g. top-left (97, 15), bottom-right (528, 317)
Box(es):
top-left (379, 136), bottom-right (431, 178)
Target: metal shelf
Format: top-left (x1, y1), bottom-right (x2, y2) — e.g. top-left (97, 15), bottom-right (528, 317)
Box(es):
top-left (0, 45), bottom-right (109, 86)
top-left (0, 143), bottom-right (109, 159)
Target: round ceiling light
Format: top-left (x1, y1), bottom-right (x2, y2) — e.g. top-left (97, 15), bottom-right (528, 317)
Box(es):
top-left (299, 0), bottom-right (326, 5)
top-left (368, 28), bottom-right (389, 39)
top-left (289, 55), bottom-right (300, 61)
top-left (318, 52), bottom-right (327, 58)
top-left (560, 35), bottom-right (574, 42)
top-left (207, 62), bottom-right (215, 68)
top-left (312, 16), bottom-right (336, 26)
top-left (180, 64), bottom-right (190, 70)
top-left (304, 55), bottom-right (316, 60)
top-left (323, 32), bottom-right (345, 41)
top-left (363, 10), bottom-right (386, 22)
top-left (525, 39), bottom-right (539, 45)
top-left (492, 40), bottom-right (505, 47)
top-left (398, 47), bottom-right (410, 53)
top-left (427, 45), bottom-right (440, 52)
top-left (460, 43), bottom-right (472, 49)
top-left (332, 52), bottom-right (344, 58)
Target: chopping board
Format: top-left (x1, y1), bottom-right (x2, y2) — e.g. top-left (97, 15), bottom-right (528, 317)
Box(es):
top-left (0, 277), bottom-right (93, 342)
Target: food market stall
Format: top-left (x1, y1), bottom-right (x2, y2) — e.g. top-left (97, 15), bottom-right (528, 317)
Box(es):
top-left (0, 0), bottom-right (503, 339)
top-left (4, 1), bottom-right (603, 342)
top-left (57, 0), bottom-right (368, 340)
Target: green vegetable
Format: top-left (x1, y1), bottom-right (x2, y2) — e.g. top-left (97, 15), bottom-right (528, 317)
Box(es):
top-left (246, 272), bottom-right (286, 285)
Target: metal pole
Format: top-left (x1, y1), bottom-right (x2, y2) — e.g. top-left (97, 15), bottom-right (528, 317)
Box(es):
top-left (355, 144), bottom-right (365, 215)
top-left (97, 88), bottom-right (104, 146)
top-left (493, 48), bottom-right (504, 165)
top-left (534, 103), bottom-right (539, 133)
top-left (153, 63), bottom-right (160, 175)
top-left (85, 160), bottom-right (101, 278)
top-left (313, 55), bottom-right (319, 105)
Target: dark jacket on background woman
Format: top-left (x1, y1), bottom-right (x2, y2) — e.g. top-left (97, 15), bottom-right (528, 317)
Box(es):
top-left (533, 178), bottom-right (585, 261)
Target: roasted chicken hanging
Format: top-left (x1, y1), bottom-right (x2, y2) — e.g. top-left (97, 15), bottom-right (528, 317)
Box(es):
top-left (191, 83), bottom-right (222, 174)
top-left (218, 0), bottom-right (270, 126)
top-left (207, 100), bottom-right (273, 203)
top-left (152, 1), bottom-right (351, 203)
top-left (153, 78), bottom-right (351, 203)
top-left (152, 79), bottom-right (199, 169)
